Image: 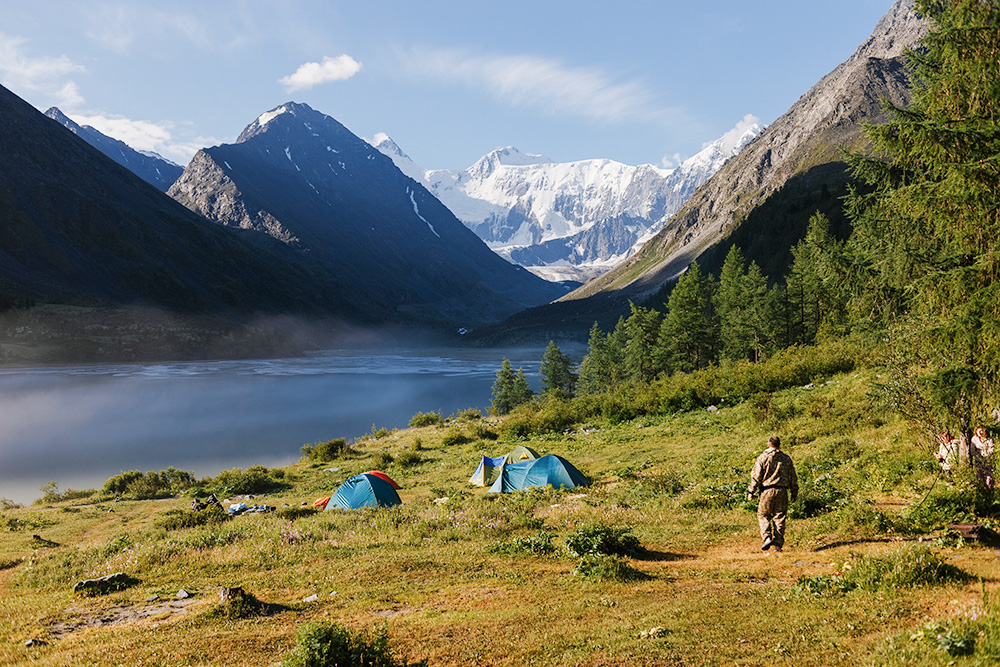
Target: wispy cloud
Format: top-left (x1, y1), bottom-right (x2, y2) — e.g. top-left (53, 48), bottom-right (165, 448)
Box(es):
top-left (279, 55), bottom-right (362, 92)
top-left (83, 4), bottom-right (213, 55)
top-left (70, 113), bottom-right (215, 165)
top-left (399, 47), bottom-right (680, 126)
top-left (0, 33), bottom-right (86, 108)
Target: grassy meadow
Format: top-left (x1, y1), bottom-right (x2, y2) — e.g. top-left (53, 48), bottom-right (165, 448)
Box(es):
top-left (1, 365), bottom-right (998, 666)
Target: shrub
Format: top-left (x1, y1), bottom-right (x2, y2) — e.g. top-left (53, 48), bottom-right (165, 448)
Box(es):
top-left (208, 588), bottom-right (268, 620)
top-left (282, 621), bottom-right (427, 667)
top-left (572, 554), bottom-right (649, 582)
top-left (408, 411), bottom-right (443, 428)
top-left (469, 421), bottom-right (498, 441)
top-left (210, 465), bottom-right (288, 497)
top-left (157, 505), bottom-right (229, 531)
top-left (795, 545), bottom-right (969, 596)
top-left (371, 451), bottom-right (394, 469)
top-left (302, 438), bottom-right (351, 462)
top-left (440, 429), bottom-right (471, 447)
top-left (565, 525), bottom-right (643, 558)
top-left (394, 451), bottom-right (422, 468)
top-left (455, 408), bottom-right (483, 422)
top-left (487, 531), bottom-right (555, 556)
top-left (101, 467), bottom-right (196, 499)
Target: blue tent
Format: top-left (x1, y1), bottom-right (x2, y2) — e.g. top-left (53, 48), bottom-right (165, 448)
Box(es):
top-left (327, 473), bottom-right (402, 510)
top-left (487, 454), bottom-right (589, 493)
top-left (469, 455), bottom-right (507, 487)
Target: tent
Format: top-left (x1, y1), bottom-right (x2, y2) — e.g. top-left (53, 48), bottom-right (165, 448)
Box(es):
top-left (506, 445), bottom-right (540, 463)
top-left (362, 470), bottom-right (401, 489)
top-left (469, 455), bottom-right (507, 487)
top-left (326, 473), bottom-right (402, 510)
top-left (487, 454), bottom-right (589, 493)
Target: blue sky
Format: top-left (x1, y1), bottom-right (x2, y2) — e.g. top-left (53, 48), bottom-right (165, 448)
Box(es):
top-left (1, 0), bottom-right (895, 170)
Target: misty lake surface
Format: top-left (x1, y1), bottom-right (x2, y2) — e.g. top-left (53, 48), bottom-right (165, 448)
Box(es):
top-left (0, 347), bottom-right (548, 504)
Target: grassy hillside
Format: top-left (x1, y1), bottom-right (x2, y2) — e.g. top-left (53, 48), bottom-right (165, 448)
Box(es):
top-left (1, 363), bottom-right (998, 666)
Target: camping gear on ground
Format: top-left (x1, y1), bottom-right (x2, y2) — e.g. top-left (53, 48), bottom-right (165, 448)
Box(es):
top-left (506, 445), bottom-right (540, 462)
top-left (327, 472), bottom-right (402, 510)
top-left (312, 496), bottom-right (332, 509)
top-left (469, 455), bottom-right (507, 487)
top-left (362, 470), bottom-right (401, 489)
top-left (487, 454), bottom-right (589, 493)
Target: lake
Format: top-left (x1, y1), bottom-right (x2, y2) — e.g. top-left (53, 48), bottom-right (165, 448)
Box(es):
top-left (0, 347), bottom-right (549, 505)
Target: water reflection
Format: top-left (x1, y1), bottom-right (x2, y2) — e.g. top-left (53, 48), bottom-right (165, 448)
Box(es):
top-left (0, 347), bottom-right (545, 504)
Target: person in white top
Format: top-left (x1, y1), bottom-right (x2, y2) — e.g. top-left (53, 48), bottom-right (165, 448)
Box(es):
top-left (972, 426), bottom-right (994, 488)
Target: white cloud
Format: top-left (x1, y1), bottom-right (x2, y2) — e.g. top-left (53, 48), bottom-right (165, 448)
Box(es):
top-left (279, 54), bottom-right (362, 92)
top-left (0, 33), bottom-right (86, 108)
top-left (399, 47), bottom-right (680, 126)
top-left (69, 113), bottom-right (214, 165)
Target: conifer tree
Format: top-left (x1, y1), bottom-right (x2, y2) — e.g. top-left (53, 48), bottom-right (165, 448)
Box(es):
top-left (578, 323), bottom-right (610, 395)
top-left (490, 358), bottom-right (534, 415)
top-left (845, 0), bottom-right (1000, 453)
top-left (659, 262), bottom-right (718, 373)
top-left (624, 302), bottom-right (663, 383)
top-left (539, 340), bottom-right (577, 397)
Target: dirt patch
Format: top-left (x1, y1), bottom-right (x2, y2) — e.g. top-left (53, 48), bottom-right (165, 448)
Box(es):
top-left (48, 598), bottom-right (198, 639)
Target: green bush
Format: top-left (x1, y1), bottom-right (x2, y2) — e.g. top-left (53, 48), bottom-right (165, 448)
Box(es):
top-left (282, 621), bottom-right (427, 667)
top-left (277, 506), bottom-right (320, 521)
top-left (101, 467), bottom-right (196, 499)
top-left (440, 429), bottom-right (471, 447)
top-left (565, 525), bottom-right (643, 558)
top-left (572, 554), bottom-right (649, 582)
top-left (394, 451), bottom-right (422, 468)
top-left (795, 545), bottom-right (969, 596)
top-left (156, 505), bottom-right (228, 531)
top-left (487, 531), bottom-right (556, 556)
top-left (371, 451), bottom-right (394, 469)
top-left (210, 465), bottom-right (289, 497)
top-left (408, 411), bottom-right (443, 428)
top-left (302, 438), bottom-right (351, 462)
top-left (207, 588), bottom-right (268, 620)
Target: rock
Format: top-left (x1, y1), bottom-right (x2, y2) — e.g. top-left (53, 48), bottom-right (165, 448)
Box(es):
top-left (146, 594), bottom-right (160, 602)
top-left (176, 589), bottom-right (190, 599)
top-left (220, 586), bottom-right (244, 603)
top-left (24, 638), bottom-right (48, 647)
top-left (303, 594), bottom-right (319, 602)
top-left (74, 572), bottom-right (133, 595)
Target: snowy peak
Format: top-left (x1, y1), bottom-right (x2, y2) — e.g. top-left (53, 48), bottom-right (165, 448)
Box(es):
top-left (374, 119), bottom-right (760, 283)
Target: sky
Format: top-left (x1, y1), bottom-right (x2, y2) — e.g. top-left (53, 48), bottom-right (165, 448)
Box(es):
top-left (0, 0), bottom-right (896, 171)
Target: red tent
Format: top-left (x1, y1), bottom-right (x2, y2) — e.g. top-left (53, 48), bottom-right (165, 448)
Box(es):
top-left (362, 470), bottom-right (400, 489)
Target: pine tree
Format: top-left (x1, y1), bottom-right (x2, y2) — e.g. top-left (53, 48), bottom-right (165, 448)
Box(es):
top-left (490, 358), bottom-right (534, 415)
top-left (539, 340), bottom-right (577, 397)
top-left (659, 262), bottom-right (718, 373)
top-left (624, 302), bottom-right (663, 383)
top-left (845, 0), bottom-right (1000, 455)
top-left (578, 323), bottom-right (611, 395)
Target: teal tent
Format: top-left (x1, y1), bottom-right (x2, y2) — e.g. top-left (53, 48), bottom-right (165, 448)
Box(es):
top-left (469, 455), bottom-right (507, 487)
top-left (327, 473), bottom-right (402, 510)
top-left (487, 454), bottom-right (589, 493)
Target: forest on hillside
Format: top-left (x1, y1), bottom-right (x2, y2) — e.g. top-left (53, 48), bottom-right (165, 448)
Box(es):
top-left (495, 0), bottom-right (999, 495)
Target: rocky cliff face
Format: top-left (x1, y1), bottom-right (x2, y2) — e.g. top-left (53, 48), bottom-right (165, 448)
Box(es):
top-left (568, 0), bottom-right (927, 302)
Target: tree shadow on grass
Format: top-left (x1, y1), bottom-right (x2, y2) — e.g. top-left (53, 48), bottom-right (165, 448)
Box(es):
top-left (633, 549), bottom-right (695, 562)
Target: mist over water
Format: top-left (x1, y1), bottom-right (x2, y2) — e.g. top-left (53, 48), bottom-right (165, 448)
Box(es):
top-left (0, 347), bottom-right (546, 504)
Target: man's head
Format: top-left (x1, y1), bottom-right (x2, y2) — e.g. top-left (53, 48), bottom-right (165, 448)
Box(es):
top-left (768, 435), bottom-right (781, 449)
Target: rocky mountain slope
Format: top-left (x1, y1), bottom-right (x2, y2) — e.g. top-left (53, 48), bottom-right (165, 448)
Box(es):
top-left (167, 102), bottom-right (566, 326)
top-left (0, 84), bottom-right (360, 318)
top-left (566, 0), bottom-right (927, 304)
top-left (373, 118), bottom-right (759, 284)
top-left (43, 107), bottom-right (183, 191)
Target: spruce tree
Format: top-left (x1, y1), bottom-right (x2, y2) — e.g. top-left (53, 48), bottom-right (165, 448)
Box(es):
top-left (845, 0), bottom-right (1000, 454)
top-left (659, 262), bottom-right (718, 373)
top-left (578, 323), bottom-right (611, 395)
top-left (624, 302), bottom-right (663, 383)
top-left (490, 358), bottom-right (534, 415)
top-left (539, 340), bottom-right (577, 397)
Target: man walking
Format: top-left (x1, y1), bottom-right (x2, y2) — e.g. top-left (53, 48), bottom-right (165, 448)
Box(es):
top-left (747, 435), bottom-right (798, 552)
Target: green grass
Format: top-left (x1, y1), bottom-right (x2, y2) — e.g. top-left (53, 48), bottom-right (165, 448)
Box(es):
top-left (0, 365), bottom-right (997, 666)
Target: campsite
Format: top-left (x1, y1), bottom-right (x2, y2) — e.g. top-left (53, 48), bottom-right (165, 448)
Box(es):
top-left (1, 363), bottom-right (998, 666)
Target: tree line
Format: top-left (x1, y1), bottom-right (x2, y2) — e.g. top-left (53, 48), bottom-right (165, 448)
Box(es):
top-left (492, 0), bottom-right (1000, 471)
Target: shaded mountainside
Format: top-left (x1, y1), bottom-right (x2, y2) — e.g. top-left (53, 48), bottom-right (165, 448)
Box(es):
top-left (168, 103), bottom-right (566, 326)
top-left (573, 0), bottom-right (925, 301)
top-left (470, 0), bottom-right (926, 343)
top-left (0, 83), bottom-right (359, 318)
top-left (43, 107), bottom-right (183, 191)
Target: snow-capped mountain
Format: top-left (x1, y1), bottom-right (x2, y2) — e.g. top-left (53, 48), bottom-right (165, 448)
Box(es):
top-left (371, 117), bottom-right (760, 282)
top-left (44, 107), bottom-right (183, 191)
top-left (167, 102), bottom-right (565, 325)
